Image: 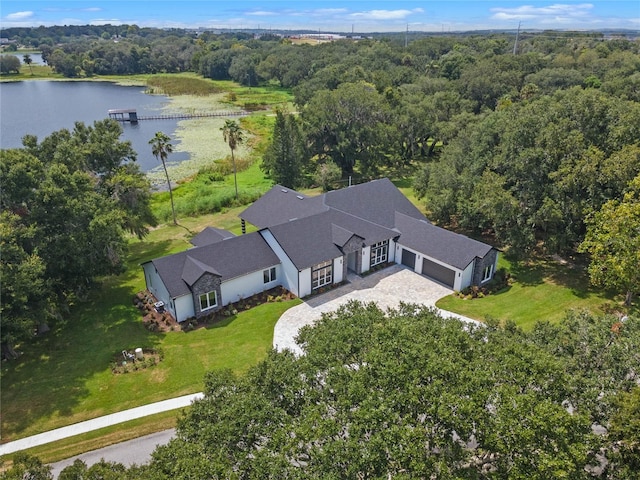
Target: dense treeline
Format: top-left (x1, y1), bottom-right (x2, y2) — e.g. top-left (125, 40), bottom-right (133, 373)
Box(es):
top-left (0, 120), bottom-right (155, 359)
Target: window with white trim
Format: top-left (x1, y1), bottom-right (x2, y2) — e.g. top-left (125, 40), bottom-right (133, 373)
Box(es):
top-left (370, 240), bottom-right (389, 267)
top-left (312, 260), bottom-right (333, 290)
top-left (481, 264), bottom-right (493, 282)
top-left (263, 267), bottom-right (276, 284)
top-left (199, 291), bottom-right (217, 311)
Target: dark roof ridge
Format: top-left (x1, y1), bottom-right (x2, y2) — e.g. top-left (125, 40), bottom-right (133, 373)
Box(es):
top-left (182, 255), bottom-right (220, 286)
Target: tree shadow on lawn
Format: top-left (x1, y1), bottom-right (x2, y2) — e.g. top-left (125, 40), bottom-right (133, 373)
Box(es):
top-left (0, 282), bottom-right (164, 442)
top-left (506, 254), bottom-right (589, 289)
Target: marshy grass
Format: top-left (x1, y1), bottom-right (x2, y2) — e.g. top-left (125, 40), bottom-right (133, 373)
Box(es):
top-left (146, 75), bottom-right (222, 96)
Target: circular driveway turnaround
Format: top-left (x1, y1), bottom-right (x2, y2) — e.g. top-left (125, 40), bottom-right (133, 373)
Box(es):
top-left (273, 265), bottom-right (480, 355)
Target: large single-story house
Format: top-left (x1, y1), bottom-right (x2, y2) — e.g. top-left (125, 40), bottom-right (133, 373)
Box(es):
top-left (142, 178), bottom-right (498, 322)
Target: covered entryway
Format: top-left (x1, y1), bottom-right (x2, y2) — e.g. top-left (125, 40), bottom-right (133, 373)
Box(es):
top-left (401, 249), bottom-right (416, 269)
top-left (421, 258), bottom-right (455, 288)
top-left (347, 251), bottom-right (357, 273)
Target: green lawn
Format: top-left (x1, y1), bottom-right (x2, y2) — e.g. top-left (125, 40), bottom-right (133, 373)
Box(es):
top-left (0, 210), bottom-right (300, 442)
top-left (436, 255), bottom-right (632, 330)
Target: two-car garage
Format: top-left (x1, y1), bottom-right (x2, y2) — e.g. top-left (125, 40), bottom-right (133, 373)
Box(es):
top-left (400, 248), bottom-right (456, 289)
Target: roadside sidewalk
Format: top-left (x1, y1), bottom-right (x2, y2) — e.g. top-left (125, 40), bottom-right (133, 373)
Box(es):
top-left (0, 392), bottom-right (203, 456)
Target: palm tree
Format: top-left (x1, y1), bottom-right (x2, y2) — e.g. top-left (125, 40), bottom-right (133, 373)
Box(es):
top-left (221, 119), bottom-right (244, 200)
top-left (22, 54), bottom-right (33, 75)
top-left (149, 132), bottom-right (177, 225)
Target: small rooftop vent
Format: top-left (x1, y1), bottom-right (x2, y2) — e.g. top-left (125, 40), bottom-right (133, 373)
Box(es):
top-left (296, 195), bottom-right (304, 200)
top-left (281, 188), bottom-right (288, 193)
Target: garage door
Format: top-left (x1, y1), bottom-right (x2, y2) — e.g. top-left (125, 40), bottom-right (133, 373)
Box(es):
top-left (421, 258), bottom-right (455, 288)
top-left (401, 249), bottom-right (416, 269)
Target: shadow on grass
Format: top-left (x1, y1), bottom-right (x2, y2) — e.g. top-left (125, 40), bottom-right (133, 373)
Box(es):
top-left (0, 274), bottom-right (164, 441)
top-left (204, 315), bottom-right (239, 330)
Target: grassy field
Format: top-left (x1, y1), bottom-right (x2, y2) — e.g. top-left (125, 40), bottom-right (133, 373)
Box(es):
top-left (436, 255), bottom-right (634, 330)
top-left (0, 200), bottom-right (301, 443)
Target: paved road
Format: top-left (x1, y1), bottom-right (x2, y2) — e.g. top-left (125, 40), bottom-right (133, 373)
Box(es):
top-left (0, 393), bottom-right (202, 456)
top-left (48, 429), bottom-right (175, 478)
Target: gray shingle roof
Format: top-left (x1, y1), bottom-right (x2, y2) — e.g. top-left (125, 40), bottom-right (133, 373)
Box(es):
top-left (268, 210), bottom-right (398, 270)
top-left (394, 212), bottom-right (494, 270)
top-left (190, 227), bottom-right (236, 247)
top-left (324, 178), bottom-right (426, 228)
top-left (182, 256), bottom-right (220, 286)
top-left (239, 185), bottom-right (328, 228)
top-left (151, 232), bottom-right (280, 298)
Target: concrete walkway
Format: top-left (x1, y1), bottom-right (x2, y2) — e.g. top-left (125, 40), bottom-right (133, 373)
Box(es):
top-left (274, 265), bottom-right (481, 355)
top-left (0, 393), bottom-right (203, 456)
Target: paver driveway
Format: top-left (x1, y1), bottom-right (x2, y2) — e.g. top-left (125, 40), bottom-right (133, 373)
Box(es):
top-left (273, 264), bottom-right (480, 355)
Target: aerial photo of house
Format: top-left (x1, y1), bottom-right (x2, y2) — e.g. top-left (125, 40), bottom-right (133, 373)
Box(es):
top-left (142, 178), bottom-right (498, 322)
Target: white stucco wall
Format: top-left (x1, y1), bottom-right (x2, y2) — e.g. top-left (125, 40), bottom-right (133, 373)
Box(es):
top-left (388, 239), bottom-right (397, 263)
top-left (299, 267), bottom-right (311, 297)
top-left (143, 262), bottom-right (171, 307)
top-left (220, 266), bottom-right (280, 306)
top-left (143, 262), bottom-right (195, 322)
top-left (174, 295), bottom-right (195, 322)
top-left (259, 230), bottom-right (300, 296)
top-left (334, 256), bottom-right (344, 284)
top-left (361, 245), bottom-right (371, 273)
top-left (459, 262), bottom-right (475, 291)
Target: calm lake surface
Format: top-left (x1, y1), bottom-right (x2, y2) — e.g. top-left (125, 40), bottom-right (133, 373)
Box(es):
top-left (0, 80), bottom-right (188, 171)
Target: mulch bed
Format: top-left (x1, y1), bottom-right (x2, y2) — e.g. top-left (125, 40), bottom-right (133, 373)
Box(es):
top-left (133, 286), bottom-right (297, 333)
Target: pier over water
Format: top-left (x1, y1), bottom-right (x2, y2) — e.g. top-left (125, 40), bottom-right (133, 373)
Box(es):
top-left (108, 109), bottom-right (246, 123)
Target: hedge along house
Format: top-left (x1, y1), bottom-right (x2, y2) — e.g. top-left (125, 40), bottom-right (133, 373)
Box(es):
top-left (142, 178), bottom-right (498, 322)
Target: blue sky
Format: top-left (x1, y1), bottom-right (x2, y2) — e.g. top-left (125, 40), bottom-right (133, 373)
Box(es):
top-left (1, 1), bottom-right (638, 32)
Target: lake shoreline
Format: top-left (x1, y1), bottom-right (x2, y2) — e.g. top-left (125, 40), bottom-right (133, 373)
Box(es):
top-left (1, 75), bottom-right (251, 190)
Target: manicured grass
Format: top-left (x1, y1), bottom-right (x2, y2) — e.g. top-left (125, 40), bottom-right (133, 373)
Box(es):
top-left (0, 212), bottom-right (301, 442)
top-left (436, 255), bottom-right (630, 330)
top-left (1, 411), bottom-right (179, 468)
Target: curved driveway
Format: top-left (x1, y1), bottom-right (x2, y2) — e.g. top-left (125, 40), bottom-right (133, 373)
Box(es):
top-left (274, 265), bottom-right (480, 355)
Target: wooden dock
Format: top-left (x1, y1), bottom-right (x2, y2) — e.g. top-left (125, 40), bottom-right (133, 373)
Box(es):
top-left (108, 109), bottom-right (247, 123)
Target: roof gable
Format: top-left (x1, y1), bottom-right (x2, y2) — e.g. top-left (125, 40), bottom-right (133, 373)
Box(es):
top-left (324, 178), bottom-right (426, 228)
top-left (152, 232), bottom-right (281, 298)
top-left (331, 224), bottom-right (359, 247)
top-left (190, 227), bottom-right (235, 247)
top-left (268, 209), bottom-right (398, 270)
top-left (240, 184), bottom-right (328, 229)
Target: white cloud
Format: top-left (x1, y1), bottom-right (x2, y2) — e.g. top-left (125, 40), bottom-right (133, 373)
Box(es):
top-left (491, 3), bottom-right (594, 21)
top-left (82, 8), bottom-right (103, 13)
top-left (89, 18), bottom-right (125, 26)
top-left (313, 8), bottom-right (349, 15)
top-left (7, 11), bottom-right (34, 20)
top-left (246, 10), bottom-right (277, 17)
top-left (348, 8), bottom-right (424, 21)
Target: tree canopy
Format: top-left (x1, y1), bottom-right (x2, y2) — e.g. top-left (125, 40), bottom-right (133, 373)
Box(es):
top-left (0, 120), bottom-right (155, 359)
top-left (580, 175), bottom-right (640, 306)
top-left (125, 301), bottom-right (640, 479)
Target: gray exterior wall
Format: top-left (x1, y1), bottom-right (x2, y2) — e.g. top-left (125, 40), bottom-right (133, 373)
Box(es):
top-left (472, 249), bottom-right (498, 286)
top-left (191, 273), bottom-right (223, 318)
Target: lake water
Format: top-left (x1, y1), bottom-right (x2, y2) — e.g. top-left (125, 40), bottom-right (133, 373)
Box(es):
top-left (0, 80), bottom-right (188, 171)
